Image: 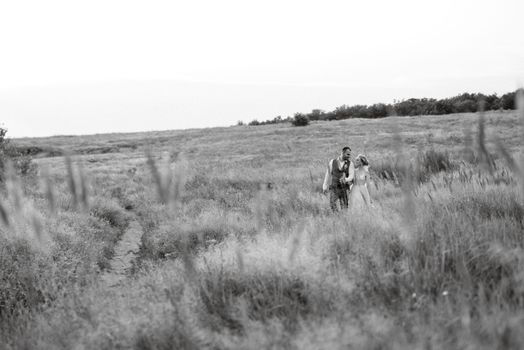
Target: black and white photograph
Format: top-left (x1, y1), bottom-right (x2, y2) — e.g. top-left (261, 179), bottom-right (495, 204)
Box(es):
top-left (1, 0), bottom-right (523, 349)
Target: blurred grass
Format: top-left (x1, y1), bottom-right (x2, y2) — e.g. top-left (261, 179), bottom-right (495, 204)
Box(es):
top-left (1, 109), bottom-right (523, 349)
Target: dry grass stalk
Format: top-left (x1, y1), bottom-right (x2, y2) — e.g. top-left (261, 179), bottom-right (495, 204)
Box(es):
top-left (169, 153), bottom-right (186, 207)
top-left (40, 166), bottom-right (57, 215)
top-left (65, 155), bottom-right (78, 209)
top-left (236, 246), bottom-right (245, 273)
top-left (0, 161), bottom-right (48, 245)
top-left (146, 150), bottom-right (165, 202)
top-left (147, 150), bottom-right (195, 279)
top-left (0, 199), bottom-right (9, 227)
top-left (146, 150), bottom-right (184, 207)
top-left (77, 161), bottom-right (89, 210)
top-left (476, 105), bottom-right (496, 174)
top-left (254, 185), bottom-right (269, 235)
top-left (146, 151), bottom-right (185, 209)
top-left (288, 220), bottom-right (305, 264)
top-left (31, 212), bottom-right (44, 239)
top-left (517, 89), bottom-right (524, 198)
top-left (65, 155), bottom-right (89, 211)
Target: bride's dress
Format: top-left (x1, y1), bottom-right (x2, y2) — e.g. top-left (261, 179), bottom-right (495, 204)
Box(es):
top-left (349, 168), bottom-right (371, 209)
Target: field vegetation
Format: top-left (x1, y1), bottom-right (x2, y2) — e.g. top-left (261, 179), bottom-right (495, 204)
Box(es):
top-left (1, 106), bottom-right (524, 349)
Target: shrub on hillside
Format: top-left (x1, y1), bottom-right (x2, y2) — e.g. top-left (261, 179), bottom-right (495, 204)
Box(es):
top-left (0, 127), bottom-right (36, 180)
top-left (291, 113), bottom-right (310, 127)
top-left (0, 127), bottom-right (11, 180)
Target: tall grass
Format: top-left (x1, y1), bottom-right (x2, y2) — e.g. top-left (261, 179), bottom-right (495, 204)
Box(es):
top-left (1, 106), bottom-right (524, 349)
top-left (0, 156), bottom-right (138, 347)
top-left (373, 148), bottom-right (456, 184)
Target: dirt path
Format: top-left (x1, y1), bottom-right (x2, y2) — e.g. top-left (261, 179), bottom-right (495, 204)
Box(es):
top-left (100, 218), bottom-right (142, 287)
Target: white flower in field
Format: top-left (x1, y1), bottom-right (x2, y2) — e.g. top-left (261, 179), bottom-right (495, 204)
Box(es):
top-left (412, 293), bottom-right (417, 298)
top-left (442, 290), bottom-right (448, 296)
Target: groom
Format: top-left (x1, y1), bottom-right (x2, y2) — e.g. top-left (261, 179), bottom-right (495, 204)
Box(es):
top-left (322, 146), bottom-right (355, 212)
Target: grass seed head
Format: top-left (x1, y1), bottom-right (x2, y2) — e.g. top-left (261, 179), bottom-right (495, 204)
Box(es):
top-left (0, 200), bottom-right (10, 227)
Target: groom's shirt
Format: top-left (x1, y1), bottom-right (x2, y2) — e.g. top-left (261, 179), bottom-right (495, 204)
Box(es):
top-left (322, 156), bottom-right (355, 192)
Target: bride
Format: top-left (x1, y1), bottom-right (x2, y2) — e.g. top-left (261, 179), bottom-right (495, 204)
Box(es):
top-left (348, 154), bottom-right (372, 208)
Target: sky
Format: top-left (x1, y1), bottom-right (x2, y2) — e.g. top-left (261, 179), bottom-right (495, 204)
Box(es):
top-left (0, 0), bottom-right (523, 137)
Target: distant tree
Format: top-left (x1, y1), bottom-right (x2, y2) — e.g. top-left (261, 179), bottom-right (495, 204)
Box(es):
top-left (395, 99), bottom-right (418, 116)
top-left (246, 89), bottom-right (520, 127)
top-left (483, 94), bottom-right (501, 111)
top-left (333, 105), bottom-right (351, 120)
top-left (348, 105), bottom-right (369, 118)
top-left (434, 99), bottom-right (451, 114)
top-left (248, 119), bottom-right (260, 126)
top-left (272, 116), bottom-right (283, 124)
top-left (453, 100), bottom-right (477, 113)
top-left (236, 120), bottom-right (245, 126)
top-left (500, 91), bottom-right (516, 110)
top-left (368, 103), bottom-right (389, 118)
top-left (308, 109), bottom-right (325, 121)
top-left (291, 113), bottom-right (310, 127)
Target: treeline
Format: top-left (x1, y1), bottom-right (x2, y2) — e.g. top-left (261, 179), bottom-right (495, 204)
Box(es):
top-left (244, 89), bottom-right (522, 126)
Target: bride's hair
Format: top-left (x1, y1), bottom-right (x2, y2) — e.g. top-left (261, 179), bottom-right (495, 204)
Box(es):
top-left (356, 154), bottom-right (369, 166)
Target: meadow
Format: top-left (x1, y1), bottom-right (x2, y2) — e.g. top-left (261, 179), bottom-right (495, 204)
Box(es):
top-left (1, 109), bottom-right (524, 349)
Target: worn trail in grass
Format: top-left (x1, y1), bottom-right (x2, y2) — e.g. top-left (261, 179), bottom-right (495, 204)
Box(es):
top-left (100, 218), bottom-right (142, 287)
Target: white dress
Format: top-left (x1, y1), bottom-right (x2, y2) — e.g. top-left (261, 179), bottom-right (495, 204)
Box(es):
top-left (348, 167), bottom-right (371, 209)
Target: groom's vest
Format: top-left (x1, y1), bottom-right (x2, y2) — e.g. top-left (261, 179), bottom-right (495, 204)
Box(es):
top-left (331, 159), bottom-right (350, 188)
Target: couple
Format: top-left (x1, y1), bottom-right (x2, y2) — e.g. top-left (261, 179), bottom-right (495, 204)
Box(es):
top-left (322, 146), bottom-right (371, 211)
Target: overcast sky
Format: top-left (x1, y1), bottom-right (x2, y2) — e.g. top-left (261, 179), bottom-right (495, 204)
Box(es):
top-left (1, 0), bottom-right (523, 137)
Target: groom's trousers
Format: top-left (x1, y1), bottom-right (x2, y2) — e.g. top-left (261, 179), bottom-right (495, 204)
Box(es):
top-left (329, 185), bottom-right (348, 211)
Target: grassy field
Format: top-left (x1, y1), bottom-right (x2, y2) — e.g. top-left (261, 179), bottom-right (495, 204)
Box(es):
top-left (1, 109), bottom-right (524, 349)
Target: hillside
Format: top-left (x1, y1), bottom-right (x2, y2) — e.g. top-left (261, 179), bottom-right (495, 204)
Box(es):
top-left (1, 109), bottom-right (523, 349)
top-left (15, 109), bottom-right (522, 161)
